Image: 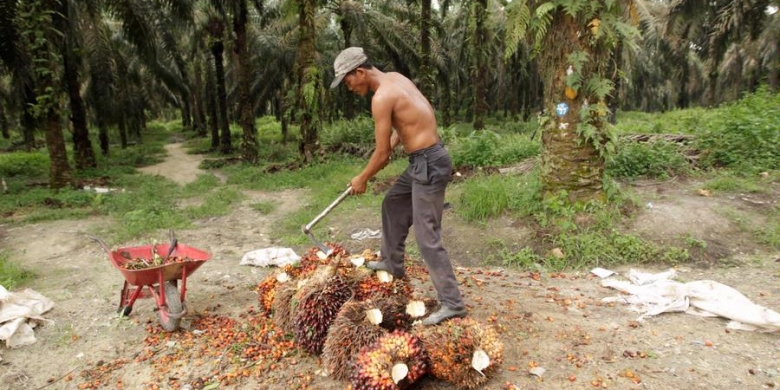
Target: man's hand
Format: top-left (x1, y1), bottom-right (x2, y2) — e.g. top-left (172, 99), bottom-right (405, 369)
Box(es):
top-left (349, 175), bottom-right (368, 194)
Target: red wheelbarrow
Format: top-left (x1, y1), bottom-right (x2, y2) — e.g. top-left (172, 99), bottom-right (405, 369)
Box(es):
top-left (90, 232), bottom-right (211, 331)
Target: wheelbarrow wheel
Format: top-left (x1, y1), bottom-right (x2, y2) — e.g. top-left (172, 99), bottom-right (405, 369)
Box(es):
top-left (157, 281), bottom-right (183, 332)
top-left (117, 305), bottom-right (132, 317)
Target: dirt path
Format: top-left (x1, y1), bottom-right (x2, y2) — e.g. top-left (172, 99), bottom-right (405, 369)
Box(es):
top-left (137, 143), bottom-right (211, 185)
top-left (1, 145), bottom-right (778, 390)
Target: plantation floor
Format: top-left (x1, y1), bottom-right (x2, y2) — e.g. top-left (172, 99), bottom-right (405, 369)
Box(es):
top-left (1, 142), bottom-right (778, 390)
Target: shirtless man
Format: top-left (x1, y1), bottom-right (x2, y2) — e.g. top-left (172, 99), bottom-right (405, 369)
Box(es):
top-left (330, 47), bottom-right (467, 325)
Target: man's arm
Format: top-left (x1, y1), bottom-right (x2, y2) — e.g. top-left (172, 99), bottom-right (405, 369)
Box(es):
top-left (349, 92), bottom-right (394, 194)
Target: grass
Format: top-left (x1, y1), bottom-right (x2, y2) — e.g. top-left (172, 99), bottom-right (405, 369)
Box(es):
top-left (703, 172), bottom-right (772, 194)
top-left (613, 107), bottom-right (711, 135)
top-left (250, 201), bottom-right (277, 215)
top-left (0, 251), bottom-right (35, 290)
top-left (718, 207), bottom-right (780, 248)
top-left (449, 169), bottom-right (542, 223)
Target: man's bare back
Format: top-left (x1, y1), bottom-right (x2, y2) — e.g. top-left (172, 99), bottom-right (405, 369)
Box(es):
top-left (374, 72), bottom-right (440, 153)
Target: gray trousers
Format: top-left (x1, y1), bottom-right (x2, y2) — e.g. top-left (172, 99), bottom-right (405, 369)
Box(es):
top-left (380, 142), bottom-right (464, 310)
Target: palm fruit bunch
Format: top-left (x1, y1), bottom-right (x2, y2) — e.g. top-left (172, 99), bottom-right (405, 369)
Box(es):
top-left (322, 299), bottom-right (389, 380)
top-left (292, 273), bottom-right (353, 355)
top-left (417, 317), bottom-right (504, 389)
top-left (272, 283), bottom-right (297, 331)
top-left (286, 263), bottom-right (340, 329)
top-left (288, 243), bottom-right (349, 280)
top-left (349, 330), bottom-right (428, 390)
top-left (353, 270), bottom-right (413, 301)
top-left (371, 295), bottom-right (422, 331)
top-left (378, 296), bottom-right (440, 330)
top-left (255, 273), bottom-right (278, 315)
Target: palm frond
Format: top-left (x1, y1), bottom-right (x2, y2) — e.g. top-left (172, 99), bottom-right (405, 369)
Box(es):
top-left (503, 0), bottom-right (531, 58)
top-left (0, 0), bottom-right (19, 68)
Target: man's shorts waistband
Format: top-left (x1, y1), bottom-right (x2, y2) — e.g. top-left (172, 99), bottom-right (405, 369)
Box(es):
top-left (408, 141), bottom-right (445, 159)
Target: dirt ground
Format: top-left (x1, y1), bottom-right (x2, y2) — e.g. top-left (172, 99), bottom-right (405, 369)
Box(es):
top-left (1, 142), bottom-right (779, 390)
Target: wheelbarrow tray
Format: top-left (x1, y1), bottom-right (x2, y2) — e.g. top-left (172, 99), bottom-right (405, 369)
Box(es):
top-left (109, 243), bottom-right (211, 287)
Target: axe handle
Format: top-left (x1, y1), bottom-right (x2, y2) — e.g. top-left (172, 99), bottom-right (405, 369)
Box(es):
top-left (303, 186), bottom-right (352, 233)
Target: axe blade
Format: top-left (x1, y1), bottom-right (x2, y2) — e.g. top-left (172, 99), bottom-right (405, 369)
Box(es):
top-left (302, 225), bottom-right (334, 256)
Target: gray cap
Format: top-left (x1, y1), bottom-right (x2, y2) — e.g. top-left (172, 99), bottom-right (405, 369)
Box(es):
top-left (330, 47), bottom-right (368, 89)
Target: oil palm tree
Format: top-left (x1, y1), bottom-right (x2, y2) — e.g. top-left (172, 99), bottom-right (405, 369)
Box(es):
top-left (294, 0), bottom-right (321, 162)
top-left (1, 0), bottom-right (39, 149)
top-left (18, 0), bottom-right (74, 189)
top-left (666, 0), bottom-right (772, 107)
top-left (204, 5), bottom-right (232, 153)
top-left (230, 0), bottom-right (263, 163)
top-left (760, 8), bottom-right (778, 92)
top-left (55, 0), bottom-right (97, 170)
top-left (506, 0), bottom-right (640, 202)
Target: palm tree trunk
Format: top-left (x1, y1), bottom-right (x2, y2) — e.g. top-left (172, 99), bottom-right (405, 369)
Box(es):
top-left (64, 56), bottom-right (96, 169)
top-left (440, 78), bottom-right (452, 127)
top-left (181, 98), bottom-right (192, 130)
top-left (212, 42), bottom-right (231, 154)
top-left (770, 33), bottom-right (779, 93)
top-left (339, 15), bottom-right (356, 119)
top-left (193, 58), bottom-right (207, 137)
top-left (205, 56), bottom-right (220, 149)
top-left (118, 114), bottom-right (128, 149)
top-left (540, 13), bottom-right (605, 203)
top-left (705, 69), bottom-right (718, 107)
top-left (280, 77), bottom-right (290, 144)
top-left (677, 60), bottom-right (689, 109)
top-left (234, 0), bottom-right (258, 164)
top-left (607, 42), bottom-right (623, 124)
top-left (208, 13), bottom-right (231, 154)
top-left (97, 118), bottom-right (109, 156)
top-left (27, 0), bottom-right (73, 188)
top-left (419, 0), bottom-right (434, 99)
top-left (472, 0), bottom-right (488, 130)
top-left (44, 104), bottom-right (73, 189)
top-left (529, 59), bottom-right (542, 120)
top-left (21, 83), bottom-right (37, 150)
top-left (295, 0), bottom-right (321, 162)
top-left (0, 100), bottom-right (8, 139)
top-left (55, 0), bottom-right (95, 169)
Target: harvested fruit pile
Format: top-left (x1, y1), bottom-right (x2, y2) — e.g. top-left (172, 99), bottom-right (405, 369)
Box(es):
top-left (255, 244), bottom-right (505, 389)
top-left (75, 308), bottom-right (301, 389)
top-left (75, 243), bottom-right (504, 389)
top-left (119, 255), bottom-right (195, 270)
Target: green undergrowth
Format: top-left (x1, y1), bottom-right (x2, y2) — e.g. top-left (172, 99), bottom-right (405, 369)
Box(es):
top-left (0, 251), bottom-right (35, 290)
top-left (0, 121), bottom-right (241, 242)
top-left (453, 170), bottom-right (691, 271)
top-left (2, 89), bottom-right (776, 281)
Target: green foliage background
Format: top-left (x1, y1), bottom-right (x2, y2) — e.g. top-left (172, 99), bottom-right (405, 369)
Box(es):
top-left (0, 90), bottom-right (778, 286)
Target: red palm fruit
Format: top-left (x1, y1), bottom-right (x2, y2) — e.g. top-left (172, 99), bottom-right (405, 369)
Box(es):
top-left (255, 274), bottom-right (278, 315)
top-left (292, 274), bottom-right (353, 355)
top-left (349, 330), bottom-right (428, 390)
top-left (417, 317), bottom-right (503, 389)
top-left (322, 299), bottom-right (388, 380)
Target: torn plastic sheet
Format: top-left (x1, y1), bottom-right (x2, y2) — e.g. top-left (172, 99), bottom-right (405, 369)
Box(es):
top-left (350, 228), bottom-right (381, 241)
top-left (240, 247), bottom-right (300, 267)
top-left (0, 285), bottom-right (54, 349)
top-left (601, 269), bottom-right (780, 332)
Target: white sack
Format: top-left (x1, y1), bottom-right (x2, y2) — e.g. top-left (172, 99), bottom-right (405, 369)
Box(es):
top-left (602, 270), bottom-right (780, 332)
top-left (0, 285), bottom-right (54, 348)
top-left (240, 247), bottom-right (300, 267)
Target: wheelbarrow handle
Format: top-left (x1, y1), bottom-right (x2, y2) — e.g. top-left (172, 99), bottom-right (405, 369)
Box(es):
top-left (86, 234), bottom-right (112, 255)
top-left (302, 186), bottom-right (352, 234)
top-left (165, 229), bottom-right (178, 259)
